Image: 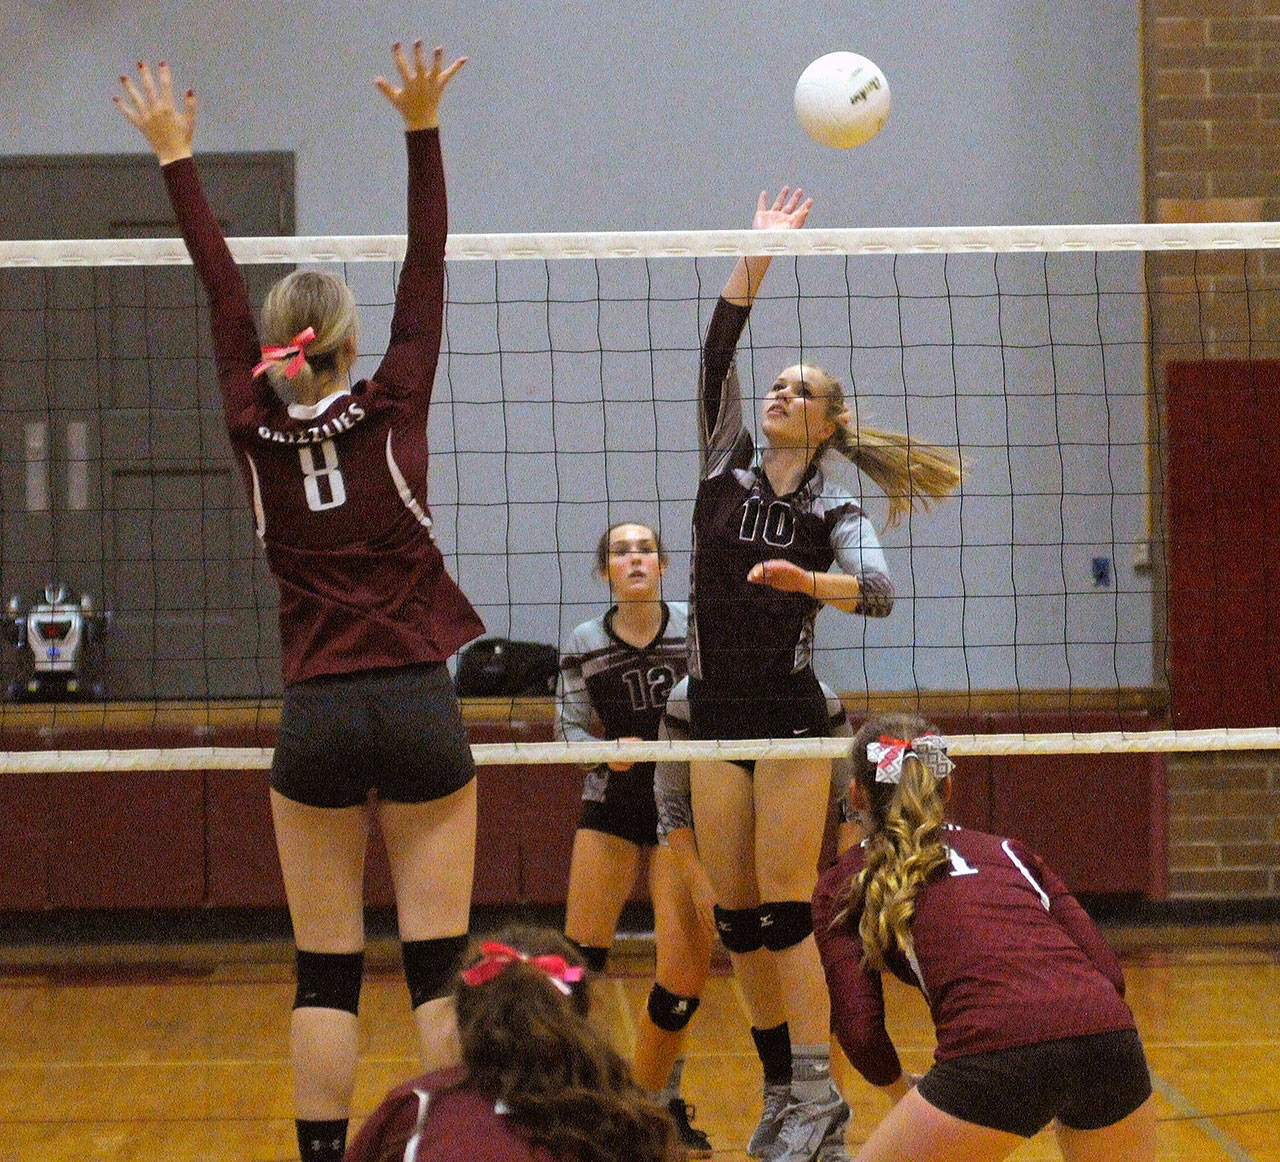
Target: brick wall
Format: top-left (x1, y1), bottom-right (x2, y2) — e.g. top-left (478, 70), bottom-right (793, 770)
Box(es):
top-left (1146, 0), bottom-right (1280, 898)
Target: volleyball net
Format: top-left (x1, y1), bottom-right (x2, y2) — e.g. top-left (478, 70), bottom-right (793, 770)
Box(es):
top-left (2, 221), bottom-right (1279, 769)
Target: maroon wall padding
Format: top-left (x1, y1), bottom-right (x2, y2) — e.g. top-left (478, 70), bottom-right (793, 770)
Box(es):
top-left (1167, 359), bottom-right (1280, 729)
top-left (986, 712), bottom-right (1164, 896)
top-left (0, 708), bottom-right (1167, 911)
top-left (205, 769), bottom-right (286, 907)
top-left (47, 770), bottom-right (205, 908)
top-left (0, 773), bottom-right (50, 908)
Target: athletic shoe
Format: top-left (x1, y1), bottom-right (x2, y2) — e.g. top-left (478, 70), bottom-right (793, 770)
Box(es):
top-left (666, 1096), bottom-right (713, 1158)
top-left (765, 1085), bottom-right (850, 1162)
top-left (747, 1082), bottom-right (792, 1156)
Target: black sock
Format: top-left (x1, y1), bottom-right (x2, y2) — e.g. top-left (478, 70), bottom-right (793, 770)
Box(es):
top-left (566, 939), bottom-right (610, 974)
top-left (296, 1118), bottom-right (348, 1162)
top-left (751, 1021), bottom-right (793, 1087)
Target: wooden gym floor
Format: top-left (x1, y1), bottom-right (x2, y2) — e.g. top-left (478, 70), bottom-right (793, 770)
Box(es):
top-left (0, 920), bottom-right (1276, 1161)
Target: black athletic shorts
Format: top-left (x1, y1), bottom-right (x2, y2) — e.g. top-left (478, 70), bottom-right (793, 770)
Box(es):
top-left (688, 668), bottom-right (831, 772)
top-left (271, 662), bottom-right (476, 809)
top-left (917, 1028), bottom-right (1152, 1138)
top-left (577, 760), bottom-right (659, 847)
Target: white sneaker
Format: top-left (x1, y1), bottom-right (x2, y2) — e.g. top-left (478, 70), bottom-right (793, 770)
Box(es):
top-left (747, 1083), bottom-right (791, 1156)
top-left (766, 1085), bottom-right (850, 1162)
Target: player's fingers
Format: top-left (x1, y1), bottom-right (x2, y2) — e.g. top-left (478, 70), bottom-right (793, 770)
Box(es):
top-left (137, 60), bottom-right (159, 104)
top-left (390, 41), bottom-right (411, 85)
top-left (157, 61), bottom-right (175, 106)
top-left (117, 73), bottom-right (145, 114)
top-left (438, 55), bottom-right (467, 85)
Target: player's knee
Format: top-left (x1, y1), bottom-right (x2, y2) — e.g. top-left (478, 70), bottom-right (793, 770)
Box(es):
top-left (402, 934), bottom-right (470, 1010)
top-left (714, 905), bottom-right (764, 953)
top-left (758, 901), bottom-right (814, 952)
top-left (293, 949), bottom-right (365, 1015)
top-left (646, 982), bottom-right (701, 1032)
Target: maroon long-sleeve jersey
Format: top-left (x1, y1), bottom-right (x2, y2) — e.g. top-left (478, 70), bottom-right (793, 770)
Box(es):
top-left (813, 826), bottom-right (1136, 1087)
top-left (162, 130), bottom-right (483, 685)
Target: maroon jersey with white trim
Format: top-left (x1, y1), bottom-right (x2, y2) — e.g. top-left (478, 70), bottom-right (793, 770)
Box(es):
top-left (344, 1066), bottom-right (560, 1162)
top-left (689, 298), bottom-right (892, 687)
top-left (813, 826), bottom-right (1135, 1087)
top-left (162, 131), bottom-right (483, 685)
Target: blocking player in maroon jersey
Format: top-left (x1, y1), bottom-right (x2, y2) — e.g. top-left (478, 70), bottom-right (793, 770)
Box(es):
top-left (116, 44), bottom-right (482, 1162)
top-left (813, 714), bottom-right (1155, 1162)
top-left (345, 926), bottom-right (683, 1162)
top-left (686, 190), bottom-right (962, 1162)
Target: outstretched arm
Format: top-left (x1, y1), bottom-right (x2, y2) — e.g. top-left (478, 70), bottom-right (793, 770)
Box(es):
top-left (720, 187), bottom-right (813, 306)
top-left (372, 40), bottom-right (467, 403)
top-left (114, 61), bottom-right (260, 410)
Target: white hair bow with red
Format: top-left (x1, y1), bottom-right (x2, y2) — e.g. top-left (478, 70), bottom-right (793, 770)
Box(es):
top-left (867, 734), bottom-right (954, 785)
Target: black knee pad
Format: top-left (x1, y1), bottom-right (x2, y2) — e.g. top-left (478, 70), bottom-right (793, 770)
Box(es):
top-left (647, 982), bottom-right (701, 1032)
top-left (403, 934), bottom-right (470, 1010)
top-left (758, 901), bottom-right (814, 952)
top-left (714, 905), bottom-right (764, 953)
top-left (293, 949), bottom-right (364, 1015)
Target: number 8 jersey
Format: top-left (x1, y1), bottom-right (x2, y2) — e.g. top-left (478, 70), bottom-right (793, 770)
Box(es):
top-left (162, 130), bottom-right (484, 685)
top-left (689, 298), bottom-right (892, 688)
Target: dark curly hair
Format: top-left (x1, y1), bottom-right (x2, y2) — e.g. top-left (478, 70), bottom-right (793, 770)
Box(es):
top-left (372, 925), bottom-right (681, 1162)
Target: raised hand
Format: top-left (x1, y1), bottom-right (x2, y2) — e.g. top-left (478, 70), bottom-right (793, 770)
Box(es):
top-left (375, 41), bottom-right (467, 131)
top-left (752, 186), bottom-right (813, 231)
top-left (114, 61), bottom-right (196, 166)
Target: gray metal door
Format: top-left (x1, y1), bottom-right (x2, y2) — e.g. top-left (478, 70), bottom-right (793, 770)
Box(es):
top-left (0, 153), bottom-right (293, 698)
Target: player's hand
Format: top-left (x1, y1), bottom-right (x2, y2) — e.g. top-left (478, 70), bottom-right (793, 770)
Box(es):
top-left (608, 736), bottom-right (640, 772)
top-left (375, 41), bottom-right (466, 131)
top-left (114, 61), bottom-right (195, 166)
top-left (753, 187), bottom-right (813, 231)
top-left (748, 559), bottom-right (815, 594)
top-left (683, 859), bottom-right (718, 937)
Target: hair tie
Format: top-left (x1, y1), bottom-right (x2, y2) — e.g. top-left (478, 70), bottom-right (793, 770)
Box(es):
top-left (252, 326), bottom-right (317, 379)
top-left (460, 941), bottom-right (585, 996)
top-left (867, 734), bottom-right (954, 784)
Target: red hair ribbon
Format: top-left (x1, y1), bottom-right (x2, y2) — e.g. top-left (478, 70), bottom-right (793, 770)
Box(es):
top-left (460, 941), bottom-right (585, 995)
top-left (252, 326), bottom-right (317, 379)
top-left (867, 734), bottom-right (953, 785)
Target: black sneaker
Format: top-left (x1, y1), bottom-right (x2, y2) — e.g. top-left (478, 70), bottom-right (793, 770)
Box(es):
top-left (666, 1096), bottom-right (713, 1158)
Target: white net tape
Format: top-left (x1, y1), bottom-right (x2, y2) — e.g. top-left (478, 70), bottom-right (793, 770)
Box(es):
top-left (3, 726), bottom-right (1279, 774)
top-left (4, 221), bottom-right (1280, 268)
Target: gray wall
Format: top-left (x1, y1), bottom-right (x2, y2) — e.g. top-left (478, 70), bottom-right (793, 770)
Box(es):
top-left (2, 1), bottom-right (1140, 231)
top-left (0, 1), bottom-right (1148, 699)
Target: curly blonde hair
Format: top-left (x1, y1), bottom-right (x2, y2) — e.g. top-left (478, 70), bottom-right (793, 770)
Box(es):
top-left (832, 713), bottom-right (952, 971)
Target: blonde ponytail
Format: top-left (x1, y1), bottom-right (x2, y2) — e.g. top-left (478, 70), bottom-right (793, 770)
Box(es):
top-left (832, 713), bottom-right (952, 971)
top-left (259, 270), bottom-right (357, 398)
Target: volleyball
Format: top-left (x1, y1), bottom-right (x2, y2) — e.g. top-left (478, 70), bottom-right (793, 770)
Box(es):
top-left (794, 52), bottom-right (891, 149)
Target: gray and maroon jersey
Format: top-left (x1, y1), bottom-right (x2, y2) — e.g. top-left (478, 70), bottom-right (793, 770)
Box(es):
top-left (162, 130), bottom-right (483, 685)
top-left (556, 601), bottom-right (689, 749)
top-left (813, 826), bottom-right (1136, 1087)
top-left (689, 298), bottom-right (892, 688)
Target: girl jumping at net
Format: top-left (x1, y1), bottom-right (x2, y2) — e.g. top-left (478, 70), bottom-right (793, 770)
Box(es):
top-left (115, 45), bottom-right (482, 1162)
top-left (813, 715), bottom-right (1156, 1162)
top-left (656, 673), bottom-right (857, 1157)
top-left (685, 187), bottom-right (962, 1162)
top-left (345, 926), bottom-right (683, 1162)
top-left (555, 520), bottom-right (712, 1155)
